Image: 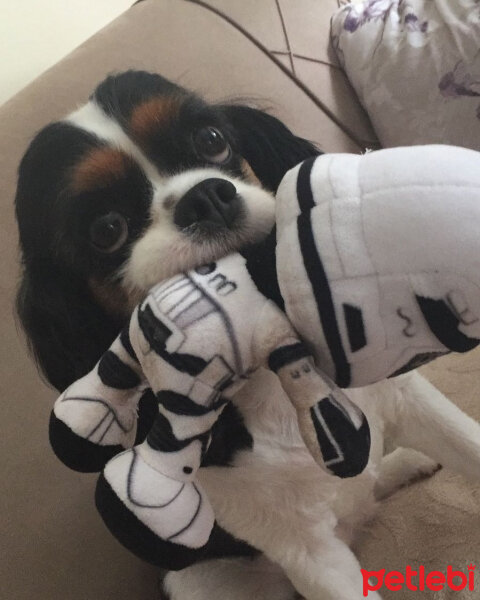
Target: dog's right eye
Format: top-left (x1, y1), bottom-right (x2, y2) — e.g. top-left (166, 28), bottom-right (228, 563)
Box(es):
top-left (89, 212), bottom-right (128, 253)
top-left (193, 127), bottom-right (231, 164)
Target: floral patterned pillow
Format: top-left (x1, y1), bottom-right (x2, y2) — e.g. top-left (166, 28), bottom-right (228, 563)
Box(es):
top-left (331, 0), bottom-right (480, 149)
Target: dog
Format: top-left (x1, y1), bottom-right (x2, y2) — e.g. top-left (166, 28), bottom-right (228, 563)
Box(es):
top-left (15, 70), bottom-right (480, 600)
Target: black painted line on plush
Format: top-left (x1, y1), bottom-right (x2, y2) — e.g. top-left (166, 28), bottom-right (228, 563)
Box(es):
top-left (120, 326), bottom-right (139, 362)
top-left (199, 355), bottom-right (235, 391)
top-left (166, 290), bottom-right (204, 319)
top-left (183, 0), bottom-right (367, 150)
top-left (147, 412), bottom-right (212, 453)
top-left (97, 414), bottom-right (116, 444)
top-left (297, 212), bottom-right (351, 387)
top-left (186, 274), bottom-right (244, 375)
top-left (268, 343), bottom-right (310, 372)
top-left (200, 404), bottom-right (253, 468)
top-left (168, 483), bottom-right (203, 541)
top-left (214, 369), bottom-right (235, 392)
top-left (343, 304), bottom-right (367, 353)
top-left (157, 390), bottom-right (227, 417)
top-left (313, 398), bottom-right (371, 477)
top-left (164, 286), bottom-right (198, 317)
top-left (61, 396), bottom-right (130, 433)
top-left (126, 449), bottom-right (186, 509)
top-left (98, 350), bottom-right (142, 389)
top-left (139, 304), bottom-right (172, 344)
top-left (296, 157), bottom-right (317, 214)
top-left (416, 296), bottom-right (480, 353)
top-left (138, 304), bottom-right (207, 375)
top-left (147, 412), bottom-right (194, 452)
top-left (327, 394), bottom-right (355, 427)
top-left (155, 277), bottom-right (192, 302)
top-left (310, 401), bottom-right (343, 465)
top-left (172, 296), bottom-right (217, 330)
top-left (86, 408), bottom-right (112, 441)
top-left (96, 474), bottom-right (205, 569)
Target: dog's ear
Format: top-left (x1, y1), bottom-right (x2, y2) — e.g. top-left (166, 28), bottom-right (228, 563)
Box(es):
top-left (221, 105), bottom-right (320, 192)
top-left (16, 266), bottom-right (121, 392)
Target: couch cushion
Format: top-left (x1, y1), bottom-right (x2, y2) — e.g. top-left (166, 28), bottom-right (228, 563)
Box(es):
top-left (331, 0), bottom-right (480, 150)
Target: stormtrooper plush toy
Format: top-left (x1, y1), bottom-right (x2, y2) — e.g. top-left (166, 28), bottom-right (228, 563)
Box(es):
top-left (49, 144), bottom-right (480, 570)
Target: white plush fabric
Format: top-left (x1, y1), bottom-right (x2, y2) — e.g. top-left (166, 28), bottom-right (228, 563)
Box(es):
top-left (331, 0), bottom-right (480, 150)
top-left (276, 145), bottom-right (480, 387)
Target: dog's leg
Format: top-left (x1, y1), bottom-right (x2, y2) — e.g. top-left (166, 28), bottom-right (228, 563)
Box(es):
top-left (374, 447), bottom-right (440, 500)
top-left (161, 555), bottom-right (296, 600)
top-left (385, 371), bottom-right (480, 480)
top-left (268, 530), bottom-right (382, 600)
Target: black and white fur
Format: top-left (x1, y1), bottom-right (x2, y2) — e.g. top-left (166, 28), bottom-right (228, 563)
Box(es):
top-left (15, 71), bottom-right (480, 600)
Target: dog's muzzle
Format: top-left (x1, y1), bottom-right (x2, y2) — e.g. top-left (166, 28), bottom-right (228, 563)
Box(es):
top-left (174, 178), bottom-right (241, 230)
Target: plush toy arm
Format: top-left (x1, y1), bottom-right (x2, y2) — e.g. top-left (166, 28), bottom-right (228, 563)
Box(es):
top-left (94, 305), bottom-right (232, 570)
top-left (272, 349), bottom-right (370, 477)
top-left (251, 301), bottom-right (370, 478)
top-left (49, 327), bottom-right (150, 472)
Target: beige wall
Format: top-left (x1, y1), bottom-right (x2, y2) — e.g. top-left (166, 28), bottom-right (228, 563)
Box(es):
top-left (0, 0), bottom-right (132, 106)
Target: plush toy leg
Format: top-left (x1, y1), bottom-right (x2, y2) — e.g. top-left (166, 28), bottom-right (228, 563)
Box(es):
top-left (95, 397), bottom-right (226, 569)
top-left (50, 332), bottom-right (148, 472)
top-left (270, 344), bottom-right (370, 478)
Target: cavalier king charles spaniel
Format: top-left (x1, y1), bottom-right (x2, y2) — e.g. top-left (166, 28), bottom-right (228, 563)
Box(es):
top-left (15, 71), bottom-right (480, 600)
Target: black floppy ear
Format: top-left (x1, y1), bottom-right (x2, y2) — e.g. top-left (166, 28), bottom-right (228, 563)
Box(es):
top-left (16, 267), bottom-right (121, 391)
top-left (221, 105), bottom-right (320, 192)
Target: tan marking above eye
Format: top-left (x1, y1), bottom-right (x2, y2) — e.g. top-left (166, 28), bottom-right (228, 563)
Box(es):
top-left (70, 148), bottom-right (133, 194)
top-left (129, 95), bottom-right (184, 142)
top-left (241, 159), bottom-right (262, 187)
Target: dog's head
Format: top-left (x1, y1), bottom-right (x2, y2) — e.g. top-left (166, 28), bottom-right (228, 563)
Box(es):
top-left (15, 70), bottom-right (318, 390)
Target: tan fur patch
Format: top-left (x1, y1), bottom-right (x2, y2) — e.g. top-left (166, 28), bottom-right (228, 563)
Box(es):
top-left (129, 96), bottom-right (183, 142)
top-left (88, 277), bottom-right (134, 318)
top-left (71, 148), bottom-right (132, 194)
top-left (241, 159), bottom-right (262, 187)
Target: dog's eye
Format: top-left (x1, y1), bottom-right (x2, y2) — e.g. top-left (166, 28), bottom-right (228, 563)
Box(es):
top-left (193, 127), bottom-right (231, 164)
top-left (89, 212), bottom-right (128, 253)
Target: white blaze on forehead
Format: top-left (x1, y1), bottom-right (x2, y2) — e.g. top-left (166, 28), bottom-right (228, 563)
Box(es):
top-left (66, 100), bottom-right (161, 185)
top-left (151, 168), bottom-right (275, 222)
top-left (121, 174), bottom-right (275, 296)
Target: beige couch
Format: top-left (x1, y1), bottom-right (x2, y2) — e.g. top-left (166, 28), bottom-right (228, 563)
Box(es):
top-left (1, 1), bottom-right (478, 598)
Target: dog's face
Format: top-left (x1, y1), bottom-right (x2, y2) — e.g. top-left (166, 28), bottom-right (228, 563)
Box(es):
top-left (15, 71), bottom-right (318, 390)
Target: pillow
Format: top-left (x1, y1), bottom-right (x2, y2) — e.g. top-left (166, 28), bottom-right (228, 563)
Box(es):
top-left (330, 0), bottom-right (480, 149)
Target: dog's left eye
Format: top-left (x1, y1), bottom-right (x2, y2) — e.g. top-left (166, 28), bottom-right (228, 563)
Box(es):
top-left (193, 127), bottom-right (231, 164)
top-left (89, 212), bottom-right (129, 253)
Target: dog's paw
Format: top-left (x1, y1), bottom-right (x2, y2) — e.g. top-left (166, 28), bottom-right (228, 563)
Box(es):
top-left (405, 452), bottom-right (442, 483)
top-left (163, 555), bottom-right (296, 600)
top-left (375, 448), bottom-right (441, 500)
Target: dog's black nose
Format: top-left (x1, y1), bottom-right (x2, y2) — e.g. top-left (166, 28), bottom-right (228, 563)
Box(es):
top-left (174, 178), bottom-right (240, 229)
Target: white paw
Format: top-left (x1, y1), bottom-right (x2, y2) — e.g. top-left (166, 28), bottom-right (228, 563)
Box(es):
top-left (163, 555), bottom-right (296, 600)
top-left (375, 448), bottom-right (441, 500)
top-left (406, 451), bottom-right (442, 482)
